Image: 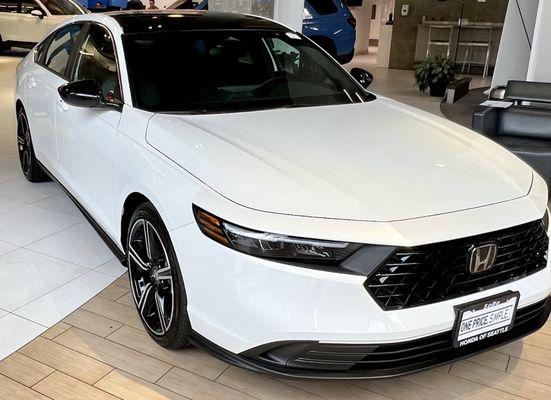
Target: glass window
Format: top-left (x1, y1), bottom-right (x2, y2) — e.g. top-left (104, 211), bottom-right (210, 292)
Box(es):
top-left (308, 0), bottom-right (338, 15)
top-left (122, 30), bottom-right (372, 113)
top-left (0, 0), bottom-right (18, 13)
top-left (73, 24), bottom-right (121, 102)
top-left (43, 24), bottom-right (82, 77)
top-left (20, 0), bottom-right (38, 13)
top-left (40, 0), bottom-right (84, 15)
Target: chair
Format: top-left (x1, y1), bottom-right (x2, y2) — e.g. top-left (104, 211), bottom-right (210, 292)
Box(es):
top-left (458, 26), bottom-right (493, 78)
top-left (426, 25), bottom-right (454, 58)
top-left (472, 81), bottom-right (551, 187)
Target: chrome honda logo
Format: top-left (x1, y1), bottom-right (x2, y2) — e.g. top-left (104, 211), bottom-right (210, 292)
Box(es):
top-left (467, 243), bottom-right (498, 274)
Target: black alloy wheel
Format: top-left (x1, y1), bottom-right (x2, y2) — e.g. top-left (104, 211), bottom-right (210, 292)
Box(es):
top-left (17, 108), bottom-right (49, 182)
top-left (127, 203), bottom-right (191, 348)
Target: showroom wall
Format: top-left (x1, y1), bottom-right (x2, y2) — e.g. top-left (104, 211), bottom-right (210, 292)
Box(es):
top-left (388, 0), bottom-right (508, 70)
top-left (349, 0), bottom-right (374, 54)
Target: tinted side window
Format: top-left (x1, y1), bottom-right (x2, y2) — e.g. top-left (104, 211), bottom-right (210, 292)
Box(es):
top-left (73, 24), bottom-right (121, 102)
top-left (41, 0), bottom-right (82, 15)
top-left (0, 0), bottom-right (18, 13)
top-left (43, 24), bottom-right (82, 78)
top-left (308, 0), bottom-right (338, 15)
top-left (20, 0), bottom-right (38, 13)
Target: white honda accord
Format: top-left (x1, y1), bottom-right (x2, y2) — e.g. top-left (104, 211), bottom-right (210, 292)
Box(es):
top-left (15, 10), bottom-right (551, 378)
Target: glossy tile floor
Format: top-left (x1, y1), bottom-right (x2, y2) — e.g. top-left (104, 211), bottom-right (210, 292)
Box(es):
top-left (2, 50), bottom-right (551, 399)
top-left (0, 51), bottom-right (125, 361)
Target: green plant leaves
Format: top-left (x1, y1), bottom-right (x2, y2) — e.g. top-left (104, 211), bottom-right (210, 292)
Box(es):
top-left (414, 55), bottom-right (457, 93)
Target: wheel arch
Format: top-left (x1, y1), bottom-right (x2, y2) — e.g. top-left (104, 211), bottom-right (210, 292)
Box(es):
top-left (120, 192), bottom-right (151, 251)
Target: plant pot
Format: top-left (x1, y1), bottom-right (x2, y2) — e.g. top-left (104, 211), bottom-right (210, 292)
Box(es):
top-left (429, 82), bottom-right (447, 97)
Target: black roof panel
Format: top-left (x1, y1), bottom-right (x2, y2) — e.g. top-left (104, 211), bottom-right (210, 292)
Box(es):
top-left (109, 10), bottom-right (287, 34)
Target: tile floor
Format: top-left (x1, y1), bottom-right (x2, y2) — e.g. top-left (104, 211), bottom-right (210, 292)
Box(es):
top-left (0, 50), bottom-right (125, 361)
top-left (2, 48), bottom-right (551, 399)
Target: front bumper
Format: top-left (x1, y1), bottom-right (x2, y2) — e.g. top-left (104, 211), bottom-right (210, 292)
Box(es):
top-left (190, 297), bottom-right (550, 378)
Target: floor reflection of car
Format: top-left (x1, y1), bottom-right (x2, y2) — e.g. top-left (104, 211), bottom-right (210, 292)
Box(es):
top-left (0, 0), bottom-right (87, 51)
top-left (168, 0), bottom-right (357, 64)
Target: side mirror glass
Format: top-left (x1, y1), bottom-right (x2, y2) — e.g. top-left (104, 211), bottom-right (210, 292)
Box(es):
top-left (350, 68), bottom-right (374, 89)
top-left (58, 80), bottom-right (103, 108)
top-left (30, 8), bottom-right (45, 18)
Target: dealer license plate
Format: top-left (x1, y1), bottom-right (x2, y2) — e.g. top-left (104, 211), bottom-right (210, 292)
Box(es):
top-left (453, 291), bottom-right (519, 348)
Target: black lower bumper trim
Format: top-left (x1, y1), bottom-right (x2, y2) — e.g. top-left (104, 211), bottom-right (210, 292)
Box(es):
top-left (190, 297), bottom-right (551, 379)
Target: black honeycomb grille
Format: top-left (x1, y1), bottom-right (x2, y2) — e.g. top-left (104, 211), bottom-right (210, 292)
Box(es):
top-left (365, 220), bottom-right (549, 310)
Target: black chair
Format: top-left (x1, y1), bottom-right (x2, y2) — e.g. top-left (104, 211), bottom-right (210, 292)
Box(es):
top-left (473, 80), bottom-right (551, 187)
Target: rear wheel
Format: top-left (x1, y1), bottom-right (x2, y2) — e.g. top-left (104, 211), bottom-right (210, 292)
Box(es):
top-left (127, 203), bottom-right (191, 349)
top-left (17, 107), bottom-right (49, 182)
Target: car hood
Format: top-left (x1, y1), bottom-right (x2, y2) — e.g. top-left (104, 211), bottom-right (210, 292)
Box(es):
top-left (146, 98), bottom-right (533, 222)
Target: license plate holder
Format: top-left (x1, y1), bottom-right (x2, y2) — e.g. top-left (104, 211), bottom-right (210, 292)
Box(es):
top-left (452, 291), bottom-right (519, 348)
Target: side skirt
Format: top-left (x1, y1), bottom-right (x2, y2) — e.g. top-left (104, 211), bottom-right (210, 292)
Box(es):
top-left (37, 161), bottom-right (127, 265)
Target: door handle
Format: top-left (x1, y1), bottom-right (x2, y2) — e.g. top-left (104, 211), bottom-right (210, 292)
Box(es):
top-left (57, 99), bottom-right (69, 112)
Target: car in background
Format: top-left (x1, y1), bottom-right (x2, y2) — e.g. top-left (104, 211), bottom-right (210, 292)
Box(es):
top-left (0, 0), bottom-right (87, 51)
top-left (168, 0), bottom-right (357, 64)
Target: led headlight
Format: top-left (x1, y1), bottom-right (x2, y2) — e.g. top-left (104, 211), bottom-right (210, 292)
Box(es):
top-left (193, 206), bottom-right (361, 264)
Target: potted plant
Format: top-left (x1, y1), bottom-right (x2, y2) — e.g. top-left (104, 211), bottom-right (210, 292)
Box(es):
top-left (414, 56), bottom-right (456, 97)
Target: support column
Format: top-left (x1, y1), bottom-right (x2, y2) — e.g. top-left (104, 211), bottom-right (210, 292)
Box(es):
top-left (527, 0), bottom-right (551, 82)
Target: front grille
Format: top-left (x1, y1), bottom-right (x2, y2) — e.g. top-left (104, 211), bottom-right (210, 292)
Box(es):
top-left (365, 220), bottom-right (549, 310)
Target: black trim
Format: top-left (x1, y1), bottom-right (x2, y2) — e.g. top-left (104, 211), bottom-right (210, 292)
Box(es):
top-left (37, 160), bottom-right (126, 264)
top-left (190, 297), bottom-right (551, 379)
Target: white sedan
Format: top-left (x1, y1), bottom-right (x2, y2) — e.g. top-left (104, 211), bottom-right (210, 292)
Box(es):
top-left (15, 10), bottom-right (551, 378)
top-left (0, 0), bottom-right (87, 51)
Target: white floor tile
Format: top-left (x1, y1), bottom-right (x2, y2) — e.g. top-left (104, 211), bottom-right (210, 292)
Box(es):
top-left (0, 157), bottom-right (20, 170)
top-left (0, 204), bottom-right (81, 246)
top-left (0, 178), bottom-right (59, 203)
top-left (0, 166), bottom-right (20, 183)
top-left (0, 195), bottom-right (25, 215)
top-left (15, 271), bottom-right (117, 327)
top-left (33, 192), bottom-right (84, 219)
top-left (0, 248), bottom-right (88, 311)
top-left (0, 240), bottom-right (16, 257)
top-left (0, 313), bottom-right (46, 361)
top-left (26, 222), bottom-right (114, 269)
top-left (95, 258), bottom-right (127, 278)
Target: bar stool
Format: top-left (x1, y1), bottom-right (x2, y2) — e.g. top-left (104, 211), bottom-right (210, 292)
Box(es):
top-left (458, 26), bottom-right (493, 78)
top-left (426, 25), bottom-right (454, 58)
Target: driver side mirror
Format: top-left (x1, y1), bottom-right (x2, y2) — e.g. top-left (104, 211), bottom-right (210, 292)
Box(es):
top-left (58, 80), bottom-right (104, 108)
top-left (350, 68), bottom-right (374, 89)
top-left (30, 8), bottom-right (45, 19)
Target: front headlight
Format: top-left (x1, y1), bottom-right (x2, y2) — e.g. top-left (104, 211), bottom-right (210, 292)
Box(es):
top-left (303, 7), bottom-right (313, 20)
top-left (193, 206), bottom-right (361, 264)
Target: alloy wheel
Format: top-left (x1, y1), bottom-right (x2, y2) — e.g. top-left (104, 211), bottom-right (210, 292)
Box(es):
top-left (128, 219), bottom-right (175, 336)
top-left (17, 112), bottom-right (32, 176)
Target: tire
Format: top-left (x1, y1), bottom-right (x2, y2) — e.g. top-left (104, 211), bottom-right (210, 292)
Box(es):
top-left (17, 107), bottom-right (50, 182)
top-left (127, 202), bottom-right (191, 349)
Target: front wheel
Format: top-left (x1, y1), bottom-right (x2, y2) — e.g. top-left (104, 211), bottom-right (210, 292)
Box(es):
top-left (127, 203), bottom-right (191, 348)
top-left (17, 107), bottom-right (50, 182)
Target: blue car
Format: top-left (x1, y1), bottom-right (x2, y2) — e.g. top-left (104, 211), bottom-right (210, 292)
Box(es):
top-left (169, 0), bottom-right (356, 64)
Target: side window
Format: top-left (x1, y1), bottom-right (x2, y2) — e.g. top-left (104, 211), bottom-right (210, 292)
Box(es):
top-left (43, 24), bottom-right (83, 78)
top-left (0, 0), bottom-right (17, 13)
top-left (20, 0), bottom-right (38, 13)
top-left (265, 37), bottom-right (301, 74)
top-left (73, 24), bottom-right (121, 103)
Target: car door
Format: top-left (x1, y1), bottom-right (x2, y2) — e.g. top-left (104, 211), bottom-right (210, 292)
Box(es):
top-left (17, 0), bottom-right (75, 44)
top-left (0, 0), bottom-right (18, 42)
top-left (56, 22), bottom-right (123, 233)
top-left (24, 22), bottom-right (84, 171)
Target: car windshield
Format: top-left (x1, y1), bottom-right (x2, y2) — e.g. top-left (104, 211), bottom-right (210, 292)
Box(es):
top-left (122, 30), bottom-right (373, 114)
top-left (41, 0), bottom-right (86, 15)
